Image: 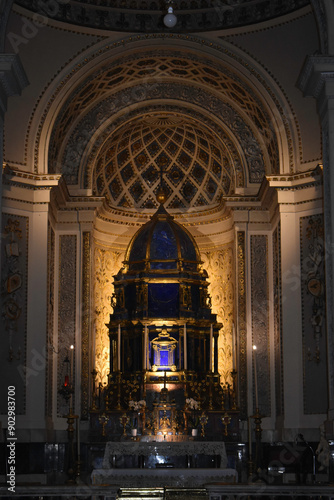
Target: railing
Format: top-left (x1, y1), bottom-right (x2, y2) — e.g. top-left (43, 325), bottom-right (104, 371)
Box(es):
top-left (1, 484), bottom-right (334, 499)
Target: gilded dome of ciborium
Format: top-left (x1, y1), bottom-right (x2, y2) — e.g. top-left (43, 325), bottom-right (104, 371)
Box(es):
top-left (124, 201), bottom-right (201, 275)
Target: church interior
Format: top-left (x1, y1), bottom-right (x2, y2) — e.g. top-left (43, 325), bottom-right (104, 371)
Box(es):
top-left (1, 0), bottom-right (334, 498)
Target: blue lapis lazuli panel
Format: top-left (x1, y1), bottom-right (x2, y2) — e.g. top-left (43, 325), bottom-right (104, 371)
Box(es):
top-left (148, 283), bottom-right (179, 317)
top-left (150, 261), bottom-right (177, 270)
top-left (129, 223), bottom-right (151, 262)
top-left (150, 222), bottom-right (177, 260)
top-left (160, 350), bottom-right (169, 367)
top-left (174, 225), bottom-right (197, 261)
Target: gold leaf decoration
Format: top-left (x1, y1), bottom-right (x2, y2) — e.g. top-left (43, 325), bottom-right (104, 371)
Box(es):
top-left (201, 245), bottom-right (235, 386)
top-left (94, 246), bottom-right (124, 386)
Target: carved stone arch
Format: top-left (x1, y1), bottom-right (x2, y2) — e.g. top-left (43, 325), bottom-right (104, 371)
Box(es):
top-left (310, 0), bottom-right (334, 55)
top-left (28, 34), bottom-right (297, 178)
top-left (58, 82), bottom-right (265, 192)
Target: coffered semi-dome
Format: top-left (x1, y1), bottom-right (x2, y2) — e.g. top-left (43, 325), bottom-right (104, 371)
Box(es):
top-left (124, 203), bottom-right (201, 274)
top-left (93, 115), bottom-right (234, 212)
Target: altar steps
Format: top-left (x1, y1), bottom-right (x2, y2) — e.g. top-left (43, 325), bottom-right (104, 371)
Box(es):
top-left (118, 487), bottom-right (208, 500)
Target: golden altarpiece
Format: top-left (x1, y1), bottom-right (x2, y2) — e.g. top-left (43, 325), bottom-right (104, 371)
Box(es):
top-left (89, 194), bottom-right (239, 442)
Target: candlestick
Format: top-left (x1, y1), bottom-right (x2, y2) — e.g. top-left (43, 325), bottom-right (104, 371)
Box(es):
top-left (184, 323), bottom-right (187, 370)
top-left (252, 345), bottom-right (259, 410)
top-left (144, 325), bottom-right (148, 370)
top-left (118, 324), bottom-right (121, 371)
top-left (70, 344), bottom-right (74, 410)
top-left (70, 344), bottom-right (74, 382)
top-left (232, 323), bottom-right (236, 370)
top-left (76, 415), bottom-right (80, 459)
top-left (209, 324), bottom-right (213, 371)
top-left (248, 416), bottom-right (252, 457)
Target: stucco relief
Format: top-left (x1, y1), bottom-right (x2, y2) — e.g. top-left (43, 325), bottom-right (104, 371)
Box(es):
top-left (250, 234), bottom-right (270, 417)
top-left (201, 245), bottom-right (234, 386)
top-left (57, 235), bottom-right (77, 417)
top-left (61, 83), bottom-right (265, 187)
top-left (94, 246), bottom-right (124, 386)
top-left (94, 243), bottom-right (234, 387)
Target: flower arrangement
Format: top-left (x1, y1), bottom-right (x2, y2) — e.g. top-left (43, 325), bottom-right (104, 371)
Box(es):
top-left (185, 398), bottom-right (200, 428)
top-left (129, 399), bottom-right (146, 412)
top-left (128, 399), bottom-right (146, 429)
top-left (186, 398), bottom-right (199, 410)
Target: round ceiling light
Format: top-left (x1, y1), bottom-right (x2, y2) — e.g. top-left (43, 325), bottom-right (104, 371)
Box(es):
top-left (163, 6), bottom-right (177, 28)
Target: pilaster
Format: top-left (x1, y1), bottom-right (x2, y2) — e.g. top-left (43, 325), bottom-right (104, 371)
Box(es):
top-left (298, 56), bottom-right (334, 428)
top-left (0, 54), bottom-right (28, 276)
top-left (268, 170), bottom-right (326, 440)
top-left (1, 167), bottom-right (60, 440)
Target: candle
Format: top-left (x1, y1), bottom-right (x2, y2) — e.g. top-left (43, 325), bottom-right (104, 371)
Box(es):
top-left (210, 324), bottom-right (213, 371)
top-left (76, 416), bottom-right (80, 459)
top-left (144, 325), bottom-right (148, 370)
top-left (70, 344), bottom-right (74, 411)
top-left (232, 323), bottom-right (236, 370)
top-left (184, 324), bottom-right (187, 370)
top-left (252, 345), bottom-right (259, 410)
top-left (248, 416), bottom-right (252, 457)
top-left (70, 344), bottom-right (74, 384)
top-left (118, 324), bottom-right (121, 371)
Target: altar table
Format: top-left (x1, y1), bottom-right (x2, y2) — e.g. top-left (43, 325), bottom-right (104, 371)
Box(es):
top-left (102, 440), bottom-right (228, 469)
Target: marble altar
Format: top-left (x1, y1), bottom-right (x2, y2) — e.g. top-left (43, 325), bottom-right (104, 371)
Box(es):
top-left (91, 468), bottom-right (238, 488)
top-left (91, 440), bottom-right (237, 488)
top-left (102, 441), bottom-right (228, 469)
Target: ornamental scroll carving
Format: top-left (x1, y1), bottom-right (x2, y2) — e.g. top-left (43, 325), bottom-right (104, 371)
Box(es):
top-left (300, 215), bottom-right (328, 414)
top-left (201, 245), bottom-right (234, 386)
top-left (250, 235), bottom-right (270, 417)
top-left (94, 243), bottom-right (234, 387)
top-left (57, 235), bottom-right (77, 417)
top-left (1, 214), bottom-right (28, 415)
top-left (62, 83), bottom-right (264, 186)
top-left (94, 246), bottom-right (124, 386)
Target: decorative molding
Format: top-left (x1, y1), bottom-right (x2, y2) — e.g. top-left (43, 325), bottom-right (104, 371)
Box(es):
top-left (46, 223), bottom-right (55, 418)
top-left (201, 245), bottom-right (235, 387)
top-left (57, 234), bottom-right (77, 416)
top-left (94, 246), bottom-right (124, 385)
top-left (0, 54), bottom-right (28, 115)
top-left (300, 214), bottom-right (328, 414)
top-left (236, 231), bottom-right (247, 418)
top-left (60, 83), bottom-right (265, 191)
top-left (1, 213), bottom-right (28, 415)
top-left (13, 0), bottom-right (309, 34)
top-left (27, 34), bottom-right (291, 179)
top-left (273, 223), bottom-right (284, 417)
top-left (298, 55), bottom-right (334, 100)
top-left (251, 234), bottom-right (270, 417)
top-left (81, 231), bottom-right (91, 420)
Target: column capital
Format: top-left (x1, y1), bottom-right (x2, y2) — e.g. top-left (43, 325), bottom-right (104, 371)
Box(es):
top-left (0, 53), bottom-right (28, 115)
top-left (298, 54), bottom-right (334, 99)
